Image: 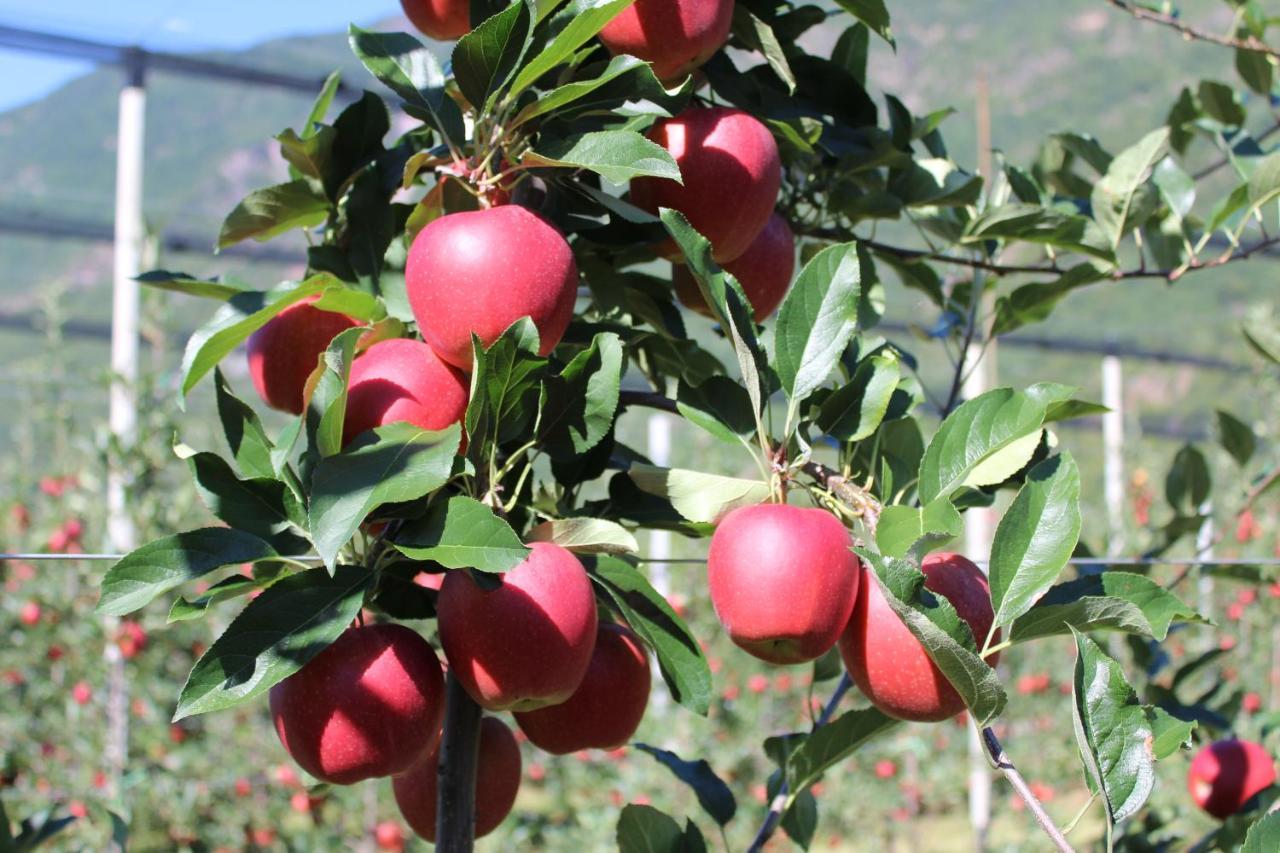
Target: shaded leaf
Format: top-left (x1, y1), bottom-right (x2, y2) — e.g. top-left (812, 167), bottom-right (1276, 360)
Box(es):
top-left (392, 495), bottom-right (529, 571)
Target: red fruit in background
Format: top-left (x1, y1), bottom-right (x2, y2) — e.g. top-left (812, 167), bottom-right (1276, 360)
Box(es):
top-left (1236, 509), bottom-right (1259, 543)
top-left (1221, 635), bottom-right (1237, 651)
top-left (632, 107), bottom-right (781, 263)
top-left (722, 685), bottom-right (740, 702)
top-left (597, 0), bottom-right (734, 83)
top-left (874, 759), bottom-right (897, 779)
top-left (527, 762), bottom-right (546, 782)
top-left (1243, 692), bottom-right (1263, 714)
top-left (269, 624), bottom-right (446, 784)
top-left (46, 529), bottom-right (68, 553)
top-left (342, 338), bottom-right (469, 445)
top-left (774, 673), bottom-right (793, 693)
top-left (273, 764), bottom-right (301, 789)
top-left (1187, 739), bottom-right (1277, 819)
top-left (68, 800), bottom-right (87, 819)
top-left (290, 791), bottom-right (313, 814)
top-left (19, 601), bottom-right (41, 626)
top-left (414, 572), bottom-right (445, 590)
top-left (248, 828), bottom-right (276, 847)
top-left (438, 541), bottom-right (598, 711)
top-left (1237, 588), bottom-right (1257, 606)
top-left (747, 674), bottom-right (769, 694)
top-left (514, 623), bottom-right (651, 754)
top-left (38, 476), bottom-right (63, 497)
top-left (234, 777), bottom-right (252, 798)
top-left (2, 670), bottom-right (23, 686)
top-left (399, 0), bottom-right (469, 41)
top-left (840, 552), bottom-right (999, 722)
top-left (116, 620), bottom-right (147, 659)
top-left (246, 297), bottom-right (359, 414)
top-left (673, 213), bottom-right (796, 321)
top-left (169, 724), bottom-right (187, 744)
top-left (72, 681), bottom-right (92, 705)
top-left (1227, 602), bottom-right (1245, 622)
top-left (393, 716), bottom-right (522, 842)
top-left (375, 820), bottom-right (406, 852)
top-left (62, 518), bottom-right (83, 541)
top-left (9, 503), bottom-right (30, 531)
top-left (707, 504), bottom-right (860, 664)
top-left (1270, 582), bottom-right (1280, 599)
top-left (406, 206), bottom-right (579, 370)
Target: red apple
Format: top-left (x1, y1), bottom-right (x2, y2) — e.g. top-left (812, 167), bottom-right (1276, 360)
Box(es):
top-left (246, 297), bottom-right (359, 414)
top-left (438, 542), bottom-right (598, 711)
top-left (514, 623), bottom-right (651, 754)
top-left (72, 681), bottom-right (92, 705)
top-left (839, 552), bottom-right (1000, 722)
top-left (406, 206), bottom-right (578, 370)
top-left (1243, 692), bottom-right (1263, 714)
top-left (631, 107), bottom-right (781, 263)
top-left (673, 212), bottom-right (795, 321)
top-left (1187, 739), bottom-right (1277, 819)
top-left (9, 503), bottom-right (30, 532)
top-left (597, 0), bottom-right (734, 83)
top-left (874, 759), bottom-right (897, 779)
top-left (375, 820), bottom-right (406, 852)
top-left (400, 0), bottom-right (469, 41)
top-left (19, 601), bottom-right (41, 626)
top-left (392, 716), bottom-right (522, 842)
top-left (269, 624), bottom-right (446, 784)
top-left (706, 504), bottom-right (860, 664)
top-left (342, 338), bottom-right (469, 445)
top-left (234, 777), bottom-right (252, 798)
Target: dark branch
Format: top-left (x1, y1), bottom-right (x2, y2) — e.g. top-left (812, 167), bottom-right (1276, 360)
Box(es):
top-left (436, 674), bottom-right (483, 852)
top-left (982, 727), bottom-right (1076, 852)
top-left (1104, 0), bottom-right (1280, 59)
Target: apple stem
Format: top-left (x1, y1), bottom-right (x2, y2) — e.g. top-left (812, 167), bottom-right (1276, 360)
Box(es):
top-left (980, 726), bottom-right (1075, 852)
top-left (436, 673), bottom-right (483, 852)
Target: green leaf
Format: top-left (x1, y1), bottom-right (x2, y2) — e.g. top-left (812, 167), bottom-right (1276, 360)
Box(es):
top-left (1242, 811), bottom-right (1280, 853)
top-left (591, 556), bottom-right (712, 716)
top-left (392, 495), bottom-right (529, 571)
top-left (511, 54), bottom-right (643, 126)
top-left (763, 706), bottom-right (899, 795)
top-left (214, 370), bottom-right (276, 480)
top-left (304, 70), bottom-right (341, 132)
top-left (217, 179), bottom-right (329, 248)
top-left (1091, 128), bottom-right (1169, 251)
top-left (1165, 443), bottom-right (1211, 515)
top-left (888, 158), bottom-right (981, 208)
top-left (137, 270), bottom-right (250, 300)
top-left (348, 25), bottom-right (463, 146)
top-left (507, 0), bottom-right (637, 99)
top-left (1199, 79), bottom-right (1246, 127)
top-left (1010, 572), bottom-right (1204, 642)
top-left (528, 517), bottom-right (639, 555)
top-left (816, 352), bottom-right (900, 441)
top-left (781, 788), bottom-right (817, 850)
top-left (1217, 409), bottom-right (1257, 467)
top-left (988, 452), bottom-right (1082, 629)
top-left (169, 572), bottom-right (274, 623)
top-left (635, 745), bottom-right (736, 827)
top-left (174, 565), bottom-right (372, 719)
top-left (452, 1), bottom-right (531, 109)
top-left (184, 451), bottom-right (303, 549)
top-left (277, 126), bottom-right (334, 182)
top-left (466, 318), bottom-right (548, 462)
top-left (675, 376), bottom-right (756, 444)
top-left (917, 387), bottom-right (1048, 504)
top-left (539, 332), bottom-right (623, 459)
top-left (308, 423), bottom-right (461, 571)
top-left (303, 326), bottom-right (365, 460)
top-left (991, 264), bottom-right (1108, 336)
top-left (733, 9), bottom-right (795, 93)
top-left (629, 465), bottom-right (770, 525)
top-left (616, 804), bottom-right (704, 853)
top-left (528, 130), bottom-right (681, 183)
top-left (1070, 629), bottom-right (1157, 826)
top-left (1148, 706), bottom-right (1196, 760)
top-left (178, 277), bottom-right (331, 403)
top-left (97, 528), bottom-right (279, 616)
top-left (834, 0), bottom-right (893, 46)
top-left (773, 243), bottom-right (865, 407)
top-left (874, 498), bottom-right (962, 560)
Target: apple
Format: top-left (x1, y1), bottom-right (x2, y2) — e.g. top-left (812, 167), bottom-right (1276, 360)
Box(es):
top-left (234, 777), bottom-right (252, 798)
top-left (392, 716), bottom-right (522, 842)
top-left (673, 212), bottom-right (795, 321)
top-left (246, 297), bottom-right (359, 414)
top-left (269, 624), bottom-right (446, 784)
top-left (1187, 739), bottom-right (1277, 819)
top-left (514, 623), bottom-right (651, 754)
top-left (874, 759), bottom-right (897, 779)
top-left (1243, 692), bottom-right (1263, 714)
top-left (342, 338), bottom-right (469, 445)
top-left (9, 503), bottom-right (30, 532)
top-left (597, 0), bottom-right (734, 83)
top-left (438, 542), bottom-right (598, 711)
top-left (631, 107), bottom-right (781, 263)
top-left (72, 681), bottom-right (92, 705)
top-left (406, 206), bottom-right (579, 370)
top-left (840, 552), bottom-right (1000, 722)
top-left (706, 504), bottom-right (860, 664)
top-left (374, 820), bottom-right (406, 852)
top-left (19, 601), bottom-right (41, 626)
top-left (400, 0), bottom-right (469, 42)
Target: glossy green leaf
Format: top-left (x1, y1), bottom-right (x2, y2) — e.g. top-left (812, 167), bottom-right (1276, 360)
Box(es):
top-left (733, 9), bottom-right (795, 92)
top-left (392, 495), bottom-right (529, 571)
top-left (539, 331), bottom-right (624, 459)
top-left (763, 706), bottom-right (898, 796)
top-left (875, 498), bottom-right (962, 560)
top-left (635, 745), bottom-right (736, 827)
top-left (348, 25), bottom-right (463, 145)
top-left (217, 179), bottom-right (329, 248)
top-left (168, 572), bottom-right (274, 623)
top-left (616, 804), bottom-right (704, 853)
top-left (137, 270), bottom-right (250, 300)
top-left (511, 54), bottom-right (648, 126)
top-left (466, 318), bottom-right (548, 461)
top-left (1010, 571), bottom-right (1204, 642)
top-left (774, 242), bottom-right (865, 406)
top-left (675, 376), bottom-right (756, 444)
top-left (1091, 127), bottom-right (1169, 251)
top-left (629, 465), bottom-right (770, 525)
top-left (1217, 409), bottom-right (1257, 467)
top-left (834, 0), bottom-right (893, 45)
top-left (1242, 811), bottom-right (1280, 853)
top-left (816, 352), bottom-right (900, 441)
top-left (214, 370), bottom-right (275, 480)
top-left (184, 451), bottom-right (303, 549)
top-left (528, 517), bottom-right (638, 555)
top-left (452, 1), bottom-right (531, 109)
top-left (528, 130), bottom-right (681, 183)
top-left (507, 0), bottom-right (636, 99)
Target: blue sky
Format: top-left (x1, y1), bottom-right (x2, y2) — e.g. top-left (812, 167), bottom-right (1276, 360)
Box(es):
top-left (0, 1), bottom-right (401, 111)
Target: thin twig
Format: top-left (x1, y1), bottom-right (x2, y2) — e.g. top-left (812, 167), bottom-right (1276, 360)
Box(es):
top-left (981, 727), bottom-right (1075, 852)
top-left (1104, 0), bottom-right (1280, 59)
top-left (800, 461), bottom-right (882, 531)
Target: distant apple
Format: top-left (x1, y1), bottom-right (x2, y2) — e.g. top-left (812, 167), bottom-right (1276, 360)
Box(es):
top-left (1188, 739), bottom-right (1276, 819)
top-left (400, 0), bottom-right (470, 41)
top-left (19, 601), bottom-right (41, 626)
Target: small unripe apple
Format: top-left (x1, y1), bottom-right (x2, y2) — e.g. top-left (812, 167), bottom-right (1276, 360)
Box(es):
top-left (269, 624), bottom-right (445, 784)
top-left (706, 504), bottom-right (860, 664)
top-left (400, 0), bottom-right (470, 41)
top-left (342, 338), bottom-right (469, 445)
top-left (514, 623), bottom-right (651, 754)
top-left (438, 542), bottom-right (598, 711)
top-left (1187, 739), bottom-right (1277, 819)
top-left (632, 107), bottom-right (781, 263)
top-left (246, 297), bottom-right (359, 414)
top-left (597, 0), bottom-right (734, 83)
top-left (406, 206), bottom-right (578, 370)
top-left (392, 716), bottom-right (522, 842)
top-left (673, 213), bottom-right (795, 321)
top-left (839, 552), bottom-right (999, 722)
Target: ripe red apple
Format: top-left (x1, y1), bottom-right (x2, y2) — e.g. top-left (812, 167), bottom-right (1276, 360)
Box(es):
top-left (597, 0), bottom-right (734, 83)
top-left (631, 107), bottom-right (781, 262)
top-left (234, 777), bottom-right (252, 798)
top-left (269, 624), bottom-right (446, 784)
top-left (1187, 739), bottom-right (1277, 819)
top-left (9, 503), bottom-right (30, 532)
top-left (342, 338), bottom-right (469, 445)
top-left (246, 297), bottom-right (359, 414)
top-left (1243, 692), bottom-right (1263, 714)
top-left (706, 504), bottom-right (860, 664)
top-left (392, 716), bottom-right (522, 843)
top-left (19, 601), bottom-right (41, 626)
top-left (374, 820), bottom-right (406, 852)
top-left (514, 623), bottom-right (651, 754)
top-left (673, 212), bottom-right (795, 321)
top-left (71, 681), bottom-right (92, 705)
top-left (839, 552), bottom-right (1000, 722)
top-left (406, 206), bottom-right (578, 370)
top-left (874, 759), bottom-right (897, 779)
top-left (438, 542), bottom-right (598, 711)
top-left (400, 0), bottom-right (469, 41)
